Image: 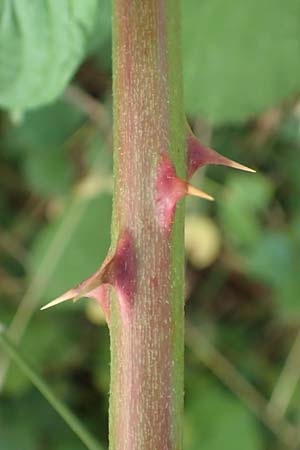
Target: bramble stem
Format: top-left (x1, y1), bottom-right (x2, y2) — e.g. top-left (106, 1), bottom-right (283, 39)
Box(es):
top-left (109, 1), bottom-right (185, 449)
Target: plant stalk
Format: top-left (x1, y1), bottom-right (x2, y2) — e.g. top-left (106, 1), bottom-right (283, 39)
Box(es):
top-left (109, 1), bottom-right (185, 449)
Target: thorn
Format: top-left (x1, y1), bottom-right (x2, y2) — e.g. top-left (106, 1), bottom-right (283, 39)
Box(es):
top-left (155, 153), bottom-right (215, 235)
top-left (186, 126), bottom-right (256, 178)
top-left (40, 231), bottom-right (136, 324)
top-left (222, 159), bottom-right (256, 173)
top-left (40, 289), bottom-right (78, 310)
top-left (186, 184), bottom-right (214, 201)
top-left (40, 258), bottom-right (112, 312)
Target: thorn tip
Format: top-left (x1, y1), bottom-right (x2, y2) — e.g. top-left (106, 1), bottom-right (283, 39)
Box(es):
top-left (226, 160), bottom-right (256, 173)
top-left (186, 184), bottom-right (214, 201)
top-left (40, 288), bottom-right (78, 311)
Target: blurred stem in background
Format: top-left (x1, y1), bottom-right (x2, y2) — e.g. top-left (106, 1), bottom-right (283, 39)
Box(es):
top-left (186, 322), bottom-right (300, 449)
top-left (268, 330), bottom-right (300, 419)
top-left (0, 324), bottom-right (104, 450)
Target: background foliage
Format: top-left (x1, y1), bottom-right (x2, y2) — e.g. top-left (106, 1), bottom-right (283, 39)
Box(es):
top-left (1, 1), bottom-right (300, 449)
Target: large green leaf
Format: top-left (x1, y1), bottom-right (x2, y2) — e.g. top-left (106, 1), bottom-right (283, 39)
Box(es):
top-left (183, 0), bottom-right (300, 123)
top-left (0, 0), bottom-right (99, 109)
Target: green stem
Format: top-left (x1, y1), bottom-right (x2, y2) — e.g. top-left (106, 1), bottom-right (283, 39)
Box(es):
top-left (109, 1), bottom-right (185, 449)
top-left (0, 326), bottom-right (104, 450)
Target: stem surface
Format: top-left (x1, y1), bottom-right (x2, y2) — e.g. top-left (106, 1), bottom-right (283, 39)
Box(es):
top-left (109, 1), bottom-right (185, 449)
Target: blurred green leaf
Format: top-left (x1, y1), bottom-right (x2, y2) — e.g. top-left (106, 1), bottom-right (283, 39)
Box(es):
top-left (0, 396), bottom-right (39, 450)
top-left (3, 100), bottom-right (84, 153)
top-left (93, 329), bottom-right (110, 394)
top-left (0, 392), bottom-right (90, 450)
top-left (4, 315), bottom-right (79, 395)
top-left (23, 147), bottom-right (74, 196)
top-left (183, 0), bottom-right (300, 123)
top-left (247, 229), bottom-right (300, 314)
top-left (280, 114), bottom-right (300, 145)
top-left (184, 374), bottom-right (262, 450)
top-left (218, 173), bottom-right (273, 248)
top-left (0, 0), bottom-right (99, 109)
top-left (2, 99), bottom-right (84, 195)
top-left (273, 128), bottom-right (300, 213)
top-left (88, 0), bottom-right (112, 66)
top-left (56, 445), bottom-right (86, 450)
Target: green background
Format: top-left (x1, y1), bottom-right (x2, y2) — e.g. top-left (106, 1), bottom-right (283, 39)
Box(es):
top-left (0, 0), bottom-right (300, 449)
